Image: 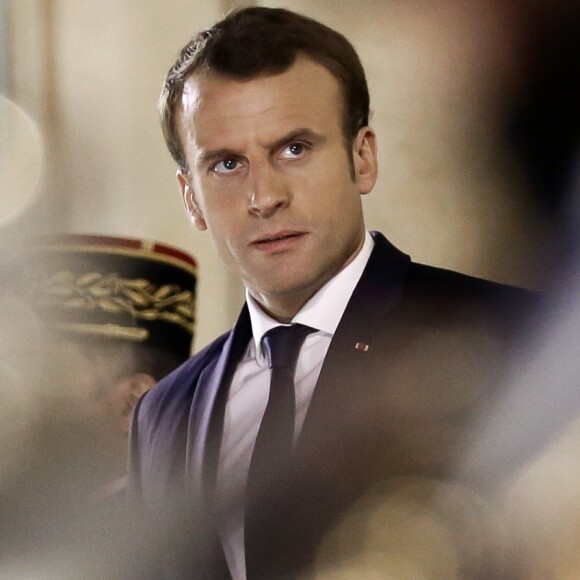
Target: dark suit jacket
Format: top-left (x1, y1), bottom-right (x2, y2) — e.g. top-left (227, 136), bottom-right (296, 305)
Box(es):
top-left (129, 232), bottom-right (536, 579)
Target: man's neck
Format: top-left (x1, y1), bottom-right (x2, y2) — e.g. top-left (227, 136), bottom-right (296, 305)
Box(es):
top-left (246, 231), bottom-right (374, 324)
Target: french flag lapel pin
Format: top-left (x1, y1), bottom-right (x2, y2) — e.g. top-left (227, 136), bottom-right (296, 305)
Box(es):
top-left (354, 342), bottom-right (370, 352)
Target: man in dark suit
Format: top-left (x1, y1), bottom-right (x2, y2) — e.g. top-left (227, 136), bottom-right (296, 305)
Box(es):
top-left (130, 7), bottom-right (535, 579)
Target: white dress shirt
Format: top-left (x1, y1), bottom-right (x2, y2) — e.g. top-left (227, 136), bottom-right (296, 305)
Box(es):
top-left (216, 232), bottom-right (374, 580)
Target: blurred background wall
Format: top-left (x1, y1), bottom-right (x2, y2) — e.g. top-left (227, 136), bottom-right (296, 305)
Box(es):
top-left (2, 0), bottom-right (562, 351)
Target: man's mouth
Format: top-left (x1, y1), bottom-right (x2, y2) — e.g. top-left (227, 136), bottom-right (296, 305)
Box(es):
top-left (255, 232), bottom-right (301, 244)
top-left (251, 231), bottom-right (305, 249)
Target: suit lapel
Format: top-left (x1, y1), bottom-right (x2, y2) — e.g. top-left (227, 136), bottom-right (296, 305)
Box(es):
top-left (297, 232), bottom-right (410, 451)
top-left (186, 305), bottom-right (252, 503)
top-left (183, 306), bottom-right (252, 579)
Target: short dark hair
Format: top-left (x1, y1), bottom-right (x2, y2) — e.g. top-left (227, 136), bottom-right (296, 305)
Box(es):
top-left (160, 6), bottom-right (370, 171)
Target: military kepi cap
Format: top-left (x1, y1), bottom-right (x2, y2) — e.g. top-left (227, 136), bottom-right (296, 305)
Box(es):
top-left (22, 234), bottom-right (197, 359)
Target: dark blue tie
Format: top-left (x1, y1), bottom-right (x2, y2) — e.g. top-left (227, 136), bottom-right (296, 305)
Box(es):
top-left (249, 323), bottom-right (314, 486)
top-left (245, 323), bottom-right (314, 577)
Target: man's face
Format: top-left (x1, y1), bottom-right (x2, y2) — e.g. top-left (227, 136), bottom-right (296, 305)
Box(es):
top-left (177, 56), bottom-right (377, 319)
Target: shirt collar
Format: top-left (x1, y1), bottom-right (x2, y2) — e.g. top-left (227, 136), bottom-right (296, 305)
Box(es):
top-left (246, 231), bottom-right (374, 362)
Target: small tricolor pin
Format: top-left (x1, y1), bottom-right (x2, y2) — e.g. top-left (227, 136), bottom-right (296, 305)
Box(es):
top-left (355, 342), bottom-right (369, 352)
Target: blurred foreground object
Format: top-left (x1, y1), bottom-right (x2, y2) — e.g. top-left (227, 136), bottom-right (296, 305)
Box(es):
top-left (452, 2), bottom-right (580, 576)
top-left (314, 476), bottom-right (513, 580)
top-left (0, 95), bottom-right (43, 226)
top-left (0, 234), bottom-right (196, 578)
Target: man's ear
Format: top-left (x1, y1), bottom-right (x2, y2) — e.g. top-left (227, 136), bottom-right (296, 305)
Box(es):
top-left (111, 373), bottom-right (156, 435)
top-left (123, 373), bottom-right (156, 410)
top-left (352, 127), bottom-right (378, 196)
top-left (177, 169), bottom-right (207, 231)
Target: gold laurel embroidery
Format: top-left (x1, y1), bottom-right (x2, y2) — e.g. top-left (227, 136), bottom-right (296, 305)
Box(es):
top-left (36, 271), bottom-right (195, 332)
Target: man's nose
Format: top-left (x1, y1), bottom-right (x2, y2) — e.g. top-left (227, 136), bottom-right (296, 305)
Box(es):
top-left (248, 163), bottom-right (291, 217)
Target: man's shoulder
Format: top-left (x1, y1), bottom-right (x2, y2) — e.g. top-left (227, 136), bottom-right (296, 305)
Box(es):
top-left (402, 261), bottom-right (541, 328)
top-left (407, 261), bottom-right (535, 298)
top-left (369, 231), bottom-right (536, 298)
top-left (138, 329), bottom-right (232, 416)
top-left (128, 329), bottom-right (235, 498)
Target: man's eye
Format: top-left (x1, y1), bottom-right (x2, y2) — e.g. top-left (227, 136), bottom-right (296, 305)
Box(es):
top-left (212, 158), bottom-right (239, 173)
top-left (281, 142), bottom-right (306, 159)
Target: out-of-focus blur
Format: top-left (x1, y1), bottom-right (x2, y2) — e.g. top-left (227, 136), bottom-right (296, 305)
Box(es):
top-left (313, 477), bottom-right (511, 580)
top-left (0, 95), bottom-right (43, 227)
top-left (1, 0), bottom-right (580, 578)
top-left (0, 288), bottom-right (147, 579)
top-left (0, 233), bottom-right (196, 578)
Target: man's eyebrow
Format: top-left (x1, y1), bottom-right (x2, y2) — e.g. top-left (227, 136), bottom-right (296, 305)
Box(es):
top-left (267, 128), bottom-right (325, 152)
top-left (194, 147), bottom-right (242, 167)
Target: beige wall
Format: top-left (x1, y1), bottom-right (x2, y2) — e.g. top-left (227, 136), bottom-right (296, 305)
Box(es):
top-left (5, 0), bottom-right (548, 351)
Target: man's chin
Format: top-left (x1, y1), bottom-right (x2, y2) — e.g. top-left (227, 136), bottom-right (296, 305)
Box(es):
top-left (251, 277), bottom-right (321, 310)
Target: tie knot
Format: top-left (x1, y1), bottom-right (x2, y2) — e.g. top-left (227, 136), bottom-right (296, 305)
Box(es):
top-left (262, 324), bottom-right (314, 370)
